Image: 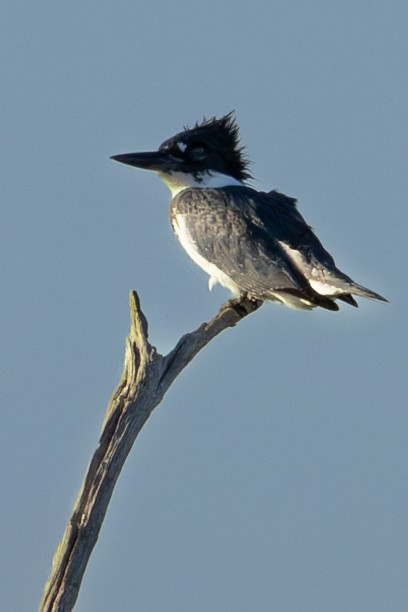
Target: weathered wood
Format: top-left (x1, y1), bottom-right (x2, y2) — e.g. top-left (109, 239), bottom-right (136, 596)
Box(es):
top-left (39, 291), bottom-right (262, 611)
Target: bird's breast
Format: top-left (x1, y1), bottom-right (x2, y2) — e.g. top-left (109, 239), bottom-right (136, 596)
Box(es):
top-left (172, 212), bottom-right (241, 296)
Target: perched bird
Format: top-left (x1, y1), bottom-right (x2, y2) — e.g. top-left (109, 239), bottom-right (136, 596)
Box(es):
top-left (112, 113), bottom-right (387, 311)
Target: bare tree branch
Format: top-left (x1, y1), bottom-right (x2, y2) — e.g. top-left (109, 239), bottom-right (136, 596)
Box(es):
top-left (39, 291), bottom-right (262, 612)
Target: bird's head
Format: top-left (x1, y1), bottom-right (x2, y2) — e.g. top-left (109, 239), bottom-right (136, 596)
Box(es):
top-left (111, 112), bottom-right (252, 196)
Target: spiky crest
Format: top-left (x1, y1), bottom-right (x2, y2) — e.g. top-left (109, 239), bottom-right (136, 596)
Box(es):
top-left (160, 111), bottom-right (252, 181)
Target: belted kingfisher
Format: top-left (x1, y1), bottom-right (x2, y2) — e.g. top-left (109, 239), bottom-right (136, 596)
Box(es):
top-left (112, 113), bottom-right (387, 311)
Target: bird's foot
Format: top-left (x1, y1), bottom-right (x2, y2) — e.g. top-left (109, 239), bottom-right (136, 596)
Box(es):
top-left (221, 293), bottom-right (263, 318)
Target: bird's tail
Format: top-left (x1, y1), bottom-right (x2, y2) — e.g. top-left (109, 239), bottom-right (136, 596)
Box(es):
top-left (347, 282), bottom-right (388, 303)
top-left (310, 270), bottom-right (388, 305)
top-left (267, 282), bottom-right (387, 311)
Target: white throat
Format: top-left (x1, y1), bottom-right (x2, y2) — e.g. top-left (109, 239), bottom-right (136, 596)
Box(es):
top-left (158, 170), bottom-right (243, 198)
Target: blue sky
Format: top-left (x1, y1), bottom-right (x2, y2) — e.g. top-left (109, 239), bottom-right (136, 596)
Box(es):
top-left (1, 2), bottom-right (407, 610)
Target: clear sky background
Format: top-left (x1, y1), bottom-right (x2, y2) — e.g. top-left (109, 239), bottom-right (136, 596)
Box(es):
top-left (1, 2), bottom-right (407, 611)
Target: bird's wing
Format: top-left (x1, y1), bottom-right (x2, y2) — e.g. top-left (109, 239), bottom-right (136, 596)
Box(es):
top-left (239, 188), bottom-right (338, 268)
top-left (234, 187), bottom-right (387, 303)
top-left (171, 187), bottom-right (314, 296)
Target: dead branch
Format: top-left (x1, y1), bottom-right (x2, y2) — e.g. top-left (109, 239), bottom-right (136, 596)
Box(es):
top-left (39, 291), bottom-right (262, 612)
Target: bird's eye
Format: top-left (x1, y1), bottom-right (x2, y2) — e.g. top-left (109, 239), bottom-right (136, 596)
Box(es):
top-left (188, 144), bottom-right (208, 161)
